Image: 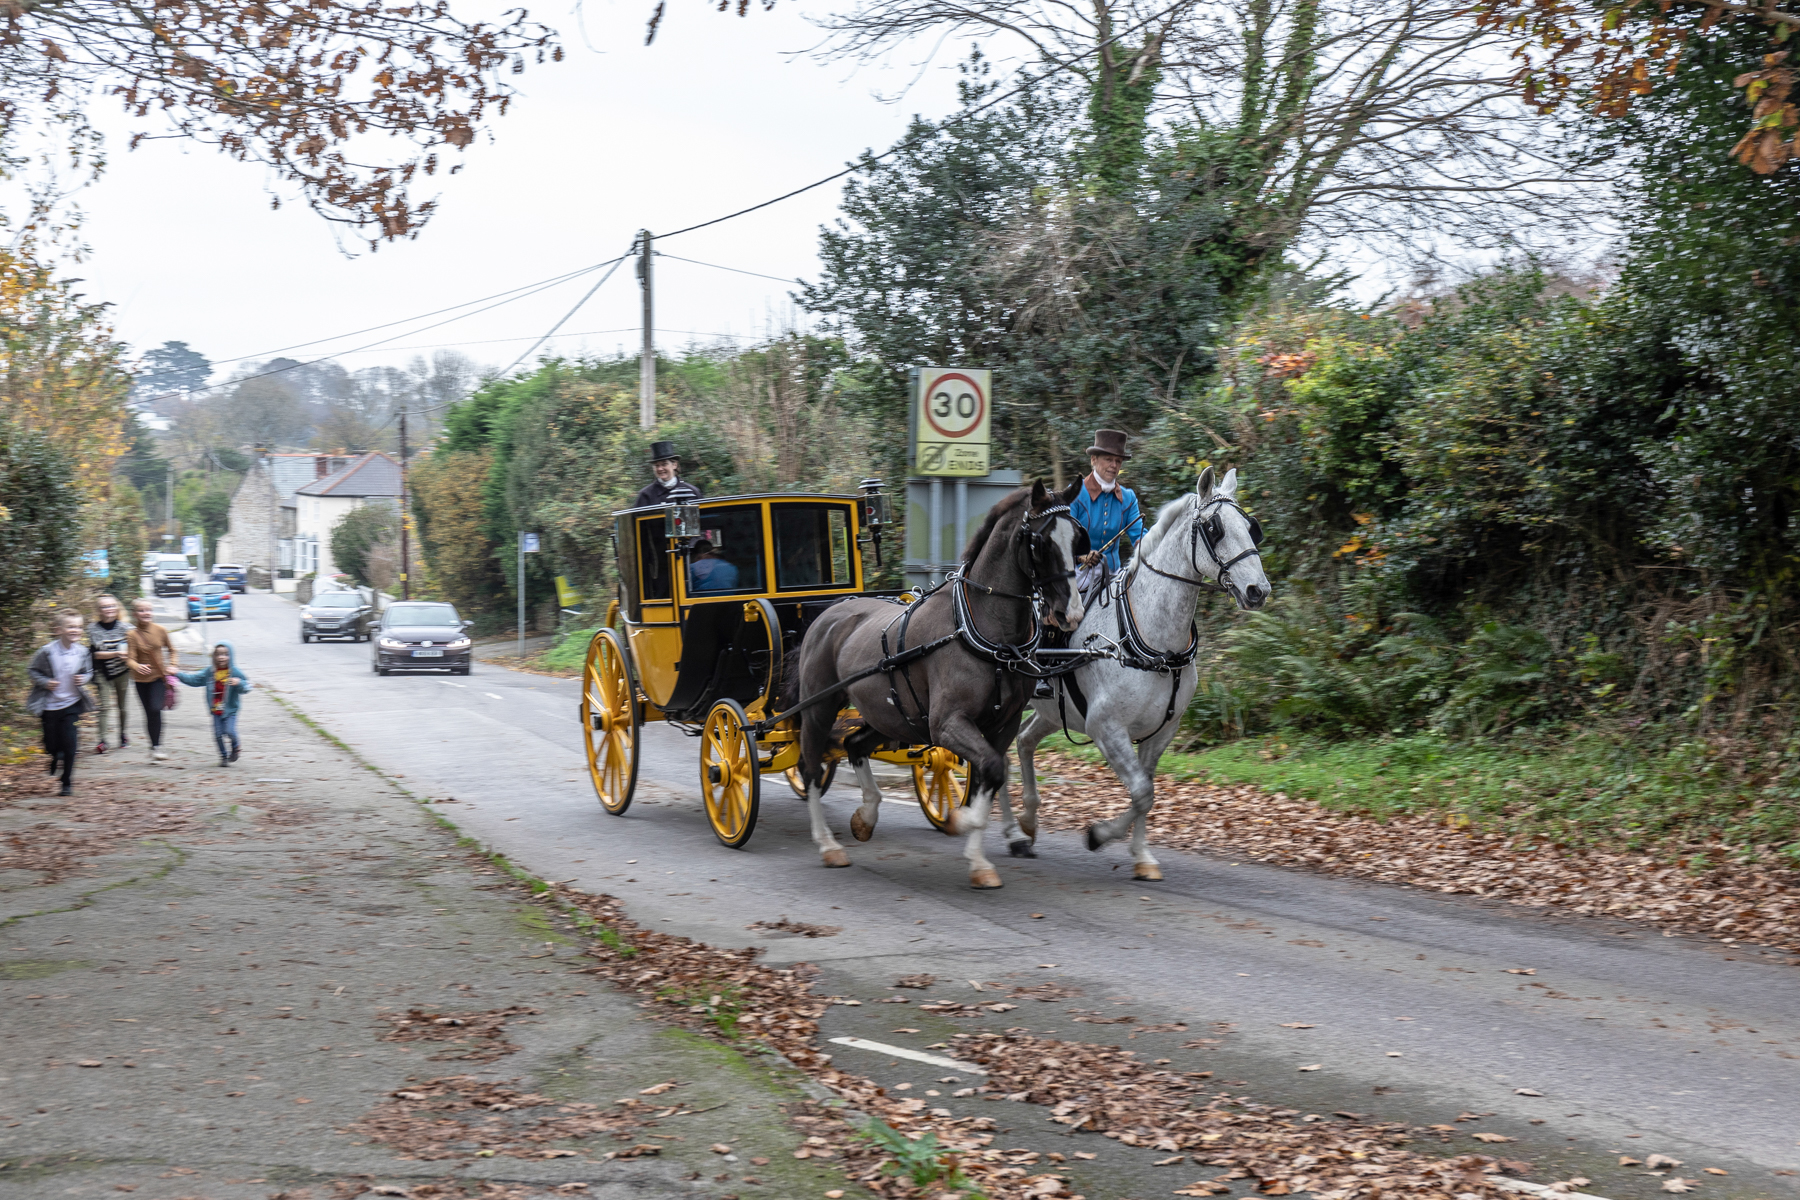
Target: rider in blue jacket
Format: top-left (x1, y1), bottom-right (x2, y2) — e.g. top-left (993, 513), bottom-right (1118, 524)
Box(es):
top-left (1068, 428), bottom-right (1143, 573)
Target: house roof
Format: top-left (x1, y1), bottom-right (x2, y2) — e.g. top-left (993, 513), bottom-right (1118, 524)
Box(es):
top-left (267, 454), bottom-right (327, 504)
top-left (295, 451), bottom-right (403, 498)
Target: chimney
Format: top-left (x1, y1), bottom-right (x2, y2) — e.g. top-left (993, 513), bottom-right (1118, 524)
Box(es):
top-left (314, 455), bottom-right (329, 479)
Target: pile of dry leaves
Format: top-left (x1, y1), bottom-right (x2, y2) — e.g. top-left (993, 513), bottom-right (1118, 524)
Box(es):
top-left (0, 764), bottom-right (196, 883)
top-left (1033, 754), bottom-right (1800, 957)
top-left (375, 1006), bottom-right (540, 1063)
top-left (954, 1031), bottom-right (1524, 1199)
top-left (345, 1074), bottom-right (665, 1161)
top-left (551, 884), bottom-right (1531, 1200)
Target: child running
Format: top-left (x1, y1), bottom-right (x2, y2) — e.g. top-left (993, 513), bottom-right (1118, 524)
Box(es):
top-left (177, 642), bottom-right (251, 767)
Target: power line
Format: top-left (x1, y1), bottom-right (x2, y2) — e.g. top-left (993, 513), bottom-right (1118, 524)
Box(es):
top-left (133, 260), bottom-right (613, 384)
top-left (655, 0), bottom-right (1191, 242)
top-left (653, 251), bottom-right (802, 286)
top-left (497, 245), bottom-right (636, 376)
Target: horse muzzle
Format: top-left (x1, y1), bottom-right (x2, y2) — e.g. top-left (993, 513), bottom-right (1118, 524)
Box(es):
top-left (1235, 582), bottom-right (1270, 611)
top-left (1048, 601), bottom-right (1085, 631)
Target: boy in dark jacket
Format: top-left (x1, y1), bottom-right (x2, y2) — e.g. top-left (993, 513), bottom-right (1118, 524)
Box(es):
top-left (176, 642), bottom-right (251, 767)
top-left (27, 611), bottom-right (95, 795)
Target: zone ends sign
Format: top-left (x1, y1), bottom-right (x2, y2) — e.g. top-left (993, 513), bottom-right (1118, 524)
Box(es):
top-left (913, 367), bottom-right (992, 477)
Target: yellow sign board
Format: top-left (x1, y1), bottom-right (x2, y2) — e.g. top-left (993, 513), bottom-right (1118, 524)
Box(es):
top-left (913, 367), bottom-right (992, 477)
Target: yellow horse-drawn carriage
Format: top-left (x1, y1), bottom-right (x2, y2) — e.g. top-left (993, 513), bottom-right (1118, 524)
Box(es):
top-left (579, 483), bottom-right (968, 847)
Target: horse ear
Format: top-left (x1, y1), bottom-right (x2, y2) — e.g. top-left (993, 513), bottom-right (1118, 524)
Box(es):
top-left (1197, 466), bottom-right (1216, 499)
top-left (1058, 478), bottom-right (1082, 505)
top-left (1220, 467), bottom-right (1239, 496)
top-left (1031, 478), bottom-right (1050, 508)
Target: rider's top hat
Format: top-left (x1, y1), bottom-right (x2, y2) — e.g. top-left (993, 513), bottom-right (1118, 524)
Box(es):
top-left (1087, 429), bottom-right (1132, 460)
top-left (646, 440), bottom-right (681, 464)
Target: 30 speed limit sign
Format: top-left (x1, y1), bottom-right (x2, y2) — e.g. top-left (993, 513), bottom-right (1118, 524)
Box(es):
top-left (912, 366), bottom-right (992, 476)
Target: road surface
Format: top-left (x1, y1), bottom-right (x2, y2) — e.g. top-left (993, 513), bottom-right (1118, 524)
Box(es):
top-left (195, 592), bottom-right (1800, 1199)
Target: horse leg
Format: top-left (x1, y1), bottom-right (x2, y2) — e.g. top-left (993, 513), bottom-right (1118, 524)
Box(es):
top-left (991, 749), bottom-right (1022, 854)
top-left (939, 713), bottom-right (1010, 889)
top-left (1082, 721), bottom-right (1156, 865)
top-left (846, 757), bottom-right (884, 842)
top-left (800, 719), bottom-right (850, 868)
top-left (1008, 709), bottom-right (1057, 857)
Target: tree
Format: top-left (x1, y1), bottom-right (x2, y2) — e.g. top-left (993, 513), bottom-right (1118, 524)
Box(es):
top-left (1, 0), bottom-right (562, 242)
top-left (221, 376), bottom-right (309, 450)
top-left (330, 503), bottom-right (399, 588)
top-left (133, 341), bottom-right (212, 407)
top-left (411, 448), bottom-right (504, 613)
top-left (0, 412), bottom-right (82, 652)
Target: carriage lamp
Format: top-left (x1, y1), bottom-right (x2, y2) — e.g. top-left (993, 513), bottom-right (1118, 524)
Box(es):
top-left (857, 478), bottom-right (889, 532)
top-left (663, 503), bottom-right (701, 541)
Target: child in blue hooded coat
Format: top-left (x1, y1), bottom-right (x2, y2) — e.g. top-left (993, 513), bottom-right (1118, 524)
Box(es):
top-left (177, 642), bottom-right (251, 766)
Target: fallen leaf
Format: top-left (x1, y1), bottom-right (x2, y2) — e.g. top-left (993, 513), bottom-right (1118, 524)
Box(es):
top-left (1504, 968), bottom-right (1537, 975)
top-left (371, 1189), bottom-right (409, 1197)
top-left (638, 1081), bottom-right (679, 1095)
top-left (1154, 1155), bottom-right (1186, 1165)
top-left (1620, 1157), bottom-right (1643, 1166)
top-left (1072, 1152), bottom-right (1096, 1160)
top-left (1702, 1168), bottom-right (1728, 1176)
top-left (709, 1143), bottom-right (732, 1154)
top-left (890, 1027), bottom-right (921, 1033)
top-left (1173, 1184), bottom-right (1230, 1197)
top-left (540, 1149), bottom-right (578, 1158)
top-left (1661, 1180), bottom-right (1697, 1194)
top-left (1298, 1064), bottom-right (1322, 1072)
top-left (1514, 1088), bottom-right (1544, 1096)
top-left (1647, 1155), bottom-right (1685, 1170)
top-left (1471, 1132), bottom-right (1516, 1143)
top-left (749, 1157), bottom-right (769, 1166)
top-left (1278, 1023), bottom-right (1315, 1029)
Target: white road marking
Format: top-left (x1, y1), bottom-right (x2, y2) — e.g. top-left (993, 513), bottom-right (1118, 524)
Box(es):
top-left (484, 693), bottom-right (503, 700)
top-left (1496, 1181), bottom-right (1614, 1200)
top-left (826, 1037), bottom-right (987, 1075)
top-left (437, 681), bottom-right (466, 688)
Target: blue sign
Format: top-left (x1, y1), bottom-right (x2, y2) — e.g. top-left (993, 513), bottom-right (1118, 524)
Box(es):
top-left (521, 533), bottom-right (541, 553)
top-left (82, 549), bottom-right (110, 579)
top-left (181, 535), bottom-right (201, 556)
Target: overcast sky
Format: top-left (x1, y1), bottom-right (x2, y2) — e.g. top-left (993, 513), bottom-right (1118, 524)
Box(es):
top-left (72, 0), bottom-right (968, 383)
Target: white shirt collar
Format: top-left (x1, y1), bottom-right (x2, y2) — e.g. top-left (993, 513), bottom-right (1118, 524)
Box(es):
top-left (1094, 475), bottom-right (1118, 494)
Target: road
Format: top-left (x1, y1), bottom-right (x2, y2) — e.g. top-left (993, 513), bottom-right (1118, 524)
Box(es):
top-left (201, 591), bottom-right (1800, 1200)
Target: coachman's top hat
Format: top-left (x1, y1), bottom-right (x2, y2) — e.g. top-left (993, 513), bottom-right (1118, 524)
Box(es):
top-left (646, 440), bottom-right (681, 464)
top-left (1087, 429), bottom-right (1132, 460)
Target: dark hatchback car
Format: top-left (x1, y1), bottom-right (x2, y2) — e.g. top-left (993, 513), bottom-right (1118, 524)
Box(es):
top-left (300, 591), bottom-right (376, 642)
top-left (210, 563), bottom-right (249, 593)
top-left (372, 602), bottom-right (472, 675)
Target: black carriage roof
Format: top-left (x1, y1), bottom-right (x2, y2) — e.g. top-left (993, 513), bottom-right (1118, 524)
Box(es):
top-left (612, 492), bottom-right (862, 518)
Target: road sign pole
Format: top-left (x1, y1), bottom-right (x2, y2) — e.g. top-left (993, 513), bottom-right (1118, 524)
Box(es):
top-left (517, 534), bottom-right (525, 660)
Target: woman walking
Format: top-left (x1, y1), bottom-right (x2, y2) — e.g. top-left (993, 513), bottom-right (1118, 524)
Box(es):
top-left (87, 594), bottom-right (133, 753)
top-left (27, 610), bottom-right (95, 796)
top-left (126, 597), bottom-right (175, 761)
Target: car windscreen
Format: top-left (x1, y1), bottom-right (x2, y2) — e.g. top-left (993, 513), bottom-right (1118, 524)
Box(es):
top-left (311, 594), bottom-right (361, 608)
top-left (384, 605), bottom-right (459, 627)
top-left (196, 583), bottom-right (228, 594)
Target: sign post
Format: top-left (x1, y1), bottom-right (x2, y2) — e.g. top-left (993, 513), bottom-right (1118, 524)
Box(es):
top-left (518, 533), bottom-right (540, 658)
top-left (909, 367), bottom-right (994, 585)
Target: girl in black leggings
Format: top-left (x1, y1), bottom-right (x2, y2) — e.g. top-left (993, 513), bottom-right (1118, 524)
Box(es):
top-left (135, 677), bottom-right (166, 750)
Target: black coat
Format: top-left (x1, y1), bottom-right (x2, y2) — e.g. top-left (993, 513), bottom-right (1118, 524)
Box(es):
top-left (633, 477), bottom-right (703, 508)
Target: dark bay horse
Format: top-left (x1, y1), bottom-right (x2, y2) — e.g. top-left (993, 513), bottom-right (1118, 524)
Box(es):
top-left (791, 482), bottom-right (1087, 888)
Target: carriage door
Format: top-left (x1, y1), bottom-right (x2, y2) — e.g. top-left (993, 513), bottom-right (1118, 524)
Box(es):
top-left (627, 514), bottom-right (683, 710)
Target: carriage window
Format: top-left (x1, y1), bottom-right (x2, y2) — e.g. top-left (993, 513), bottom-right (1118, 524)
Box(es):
top-left (774, 504), bottom-right (853, 591)
top-left (637, 517), bottom-right (671, 603)
top-left (686, 505), bottom-right (765, 595)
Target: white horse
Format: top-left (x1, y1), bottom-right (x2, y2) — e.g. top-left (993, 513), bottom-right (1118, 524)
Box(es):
top-left (996, 466), bottom-right (1272, 879)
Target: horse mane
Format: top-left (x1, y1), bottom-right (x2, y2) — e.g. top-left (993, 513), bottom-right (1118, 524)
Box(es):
top-left (1134, 492), bottom-right (1195, 563)
top-left (960, 487), bottom-right (1029, 565)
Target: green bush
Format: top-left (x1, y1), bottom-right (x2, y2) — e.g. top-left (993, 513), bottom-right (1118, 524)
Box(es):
top-left (0, 413), bottom-right (82, 652)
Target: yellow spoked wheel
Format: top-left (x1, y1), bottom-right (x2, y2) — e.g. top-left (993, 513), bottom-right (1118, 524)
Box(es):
top-left (701, 698), bottom-right (761, 848)
top-left (784, 759), bottom-right (838, 799)
top-left (912, 748), bottom-right (969, 834)
top-left (580, 629), bottom-right (639, 816)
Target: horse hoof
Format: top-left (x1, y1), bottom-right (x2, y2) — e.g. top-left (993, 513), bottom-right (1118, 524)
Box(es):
top-left (1133, 863), bottom-right (1164, 881)
top-left (1019, 816), bottom-right (1038, 839)
top-left (1084, 824), bottom-right (1104, 852)
top-left (849, 811), bottom-right (875, 842)
top-left (821, 848), bottom-right (851, 868)
top-left (1008, 839), bottom-right (1037, 859)
top-left (969, 868), bottom-right (1003, 889)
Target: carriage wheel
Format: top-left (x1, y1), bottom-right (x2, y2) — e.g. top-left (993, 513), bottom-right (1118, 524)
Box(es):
top-left (581, 629), bottom-right (639, 816)
top-left (784, 759), bottom-right (837, 799)
top-left (912, 748), bottom-right (969, 834)
top-left (701, 699), bottom-right (761, 848)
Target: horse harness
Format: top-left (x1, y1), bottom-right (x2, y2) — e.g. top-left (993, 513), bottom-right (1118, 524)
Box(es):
top-left (1057, 493), bottom-right (1266, 744)
top-left (879, 504), bottom-right (1085, 731)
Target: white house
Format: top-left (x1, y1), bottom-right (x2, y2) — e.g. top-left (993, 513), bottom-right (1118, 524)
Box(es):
top-left (217, 453), bottom-right (344, 579)
top-left (292, 452), bottom-right (403, 583)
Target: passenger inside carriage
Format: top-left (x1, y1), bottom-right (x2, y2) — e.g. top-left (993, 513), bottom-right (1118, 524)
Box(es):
top-left (688, 539), bottom-right (739, 591)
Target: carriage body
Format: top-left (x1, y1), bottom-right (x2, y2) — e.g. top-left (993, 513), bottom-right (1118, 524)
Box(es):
top-left (580, 490), bottom-right (967, 846)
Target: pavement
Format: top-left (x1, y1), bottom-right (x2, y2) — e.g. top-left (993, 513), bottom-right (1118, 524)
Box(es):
top-left (6, 590), bottom-right (1798, 1200)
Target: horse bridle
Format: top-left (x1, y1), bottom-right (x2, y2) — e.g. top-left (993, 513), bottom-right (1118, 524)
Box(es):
top-left (1137, 493), bottom-right (1266, 596)
top-left (950, 504), bottom-right (1086, 669)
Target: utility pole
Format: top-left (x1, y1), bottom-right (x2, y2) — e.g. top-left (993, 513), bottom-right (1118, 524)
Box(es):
top-left (637, 229), bottom-right (655, 430)
top-left (398, 406), bottom-right (411, 600)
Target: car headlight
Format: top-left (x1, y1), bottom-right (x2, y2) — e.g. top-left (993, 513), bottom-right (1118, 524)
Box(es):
top-left (446, 638), bottom-right (471, 649)
top-left (379, 637), bottom-right (406, 649)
